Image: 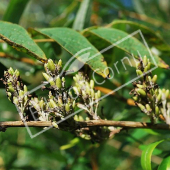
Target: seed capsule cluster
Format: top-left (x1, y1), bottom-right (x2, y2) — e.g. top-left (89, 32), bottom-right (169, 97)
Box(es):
top-left (3, 59), bottom-right (116, 142)
top-left (73, 73), bottom-right (101, 120)
top-left (3, 67), bottom-right (29, 120)
top-left (131, 56), bottom-right (170, 124)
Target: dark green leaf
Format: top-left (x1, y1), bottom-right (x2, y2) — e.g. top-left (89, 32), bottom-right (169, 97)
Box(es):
top-left (158, 156), bottom-right (170, 170)
top-left (0, 21), bottom-right (46, 62)
top-left (83, 27), bottom-right (169, 69)
top-left (141, 140), bottom-right (164, 170)
top-left (30, 27), bottom-right (109, 77)
top-left (3, 0), bottom-right (30, 24)
top-left (108, 20), bottom-right (170, 53)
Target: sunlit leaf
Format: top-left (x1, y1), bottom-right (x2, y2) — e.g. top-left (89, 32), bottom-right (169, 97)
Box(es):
top-left (0, 21), bottom-right (46, 62)
top-left (30, 27), bottom-right (109, 77)
top-left (158, 156), bottom-right (170, 170)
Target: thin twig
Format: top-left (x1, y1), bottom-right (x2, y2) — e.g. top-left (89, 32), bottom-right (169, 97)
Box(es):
top-left (0, 39), bottom-right (55, 43)
top-left (1, 120), bottom-right (170, 130)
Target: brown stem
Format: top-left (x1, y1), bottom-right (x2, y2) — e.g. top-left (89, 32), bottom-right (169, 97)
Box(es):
top-left (0, 120), bottom-right (170, 130)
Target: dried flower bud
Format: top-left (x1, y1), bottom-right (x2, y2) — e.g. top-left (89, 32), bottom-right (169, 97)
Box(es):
top-left (73, 87), bottom-right (79, 95)
top-left (14, 69), bottom-right (20, 77)
top-left (13, 97), bottom-right (18, 105)
top-left (146, 104), bottom-right (152, 112)
top-left (8, 85), bottom-right (15, 92)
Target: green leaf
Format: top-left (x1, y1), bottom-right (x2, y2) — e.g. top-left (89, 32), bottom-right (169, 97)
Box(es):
top-left (158, 156), bottom-right (170, 170)
top-left (83, 27), bottom-right (169, 69)
top-left (30, 27), bottom-right (109, 77)
top-left (141, 140), bottom-right (164, 170)
top-left (3, 0), bottom-right (30, 24)
top-left (73, 0), bottom-right (92, 31)
top-left (0, 21), bottom-right (46, 62)
top-left (60, 138), bottom-right (80, 150)
top-left (108, 20), bottom-right (170, 53)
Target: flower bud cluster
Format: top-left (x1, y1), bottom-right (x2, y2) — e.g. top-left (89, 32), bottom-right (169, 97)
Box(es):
top-left (3, 67), bottom-right (29, 120)
top-left (131, 56), bottom-right (170, 124)
top-left (73, 73), bottom-right (101, 120)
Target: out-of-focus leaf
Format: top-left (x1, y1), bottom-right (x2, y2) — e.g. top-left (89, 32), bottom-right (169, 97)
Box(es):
top-left (83, 27), bottom-right (169, 69)
top-left (158, 156), bottom-right (170, 170)
top-left (3, 0), bottom-right (30, 24)
top-left (141, 140), bottom-right (164, 170)
top-left (73, 0), bottom-right (92, 31)
top-left (60, 138), bottom-right (80, 150)
top-left (108, 20), bottom-right (170, 53)
top-left (139, 145), bottom-right (162, 155)
top-left (50, 1), bottom-right (78, 27)
top-left (0, 21), bottom-right (46, 62)
top-left (30, 27), bottom-right (109, 77)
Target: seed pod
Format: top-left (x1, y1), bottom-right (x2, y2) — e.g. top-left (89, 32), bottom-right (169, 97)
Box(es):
top-left (136, 88), bottom-right (146, 97)
top-left (62, 77), bottom-right (65, 82)
top-left (58, 59), bottom-right (62, 67)
top-left (52, 122), bottom-right (58, 128)
top-left (56, 76), bottom-right (62, 89)
top-left (137, 103), bottom-right (145, 111)
top-left (72, 100), bottom-right (76, 108)
top-left (95, 93), bottom-right (99, 100)
top-left (58, 97), bottom-right (63, 107)
top-left (8, 67), bottom-right (14, 75)
top-left (97, 90), bottom-right (101, 98)
top-left (13, 97), bottom-right (19, 105)
top-left (152, 75), bottom-right (157, 83)
top-left (65, 103), bottom-right (70, 112)
top-left (7, 92), bottom-right (12, 98)
top-left (85, 85), bottom-right (90, 95)
top-left (24, 85), bottom-right (27, 93)
top-left (90, 80), bottom-right (94, 89)
top-left (73, 76), bottom-right (77, 82)
top-left (165, 90), bottom-right (169, 99)
top-left (49, 79), bottom-right (55, 86)
top-left (14, 69), bottom-right (20, 77)
top-left (42, 73), bottom-right (50, 81)
top-left (133, 95), bottom-right (138, 101)
top-left (147, 76), bottom-right (152, 82)
top-left (156, 93), bottom-right (162, 103)
top-left (90, 89), bottom-right (95, 98)
top-left (8, 85), bottom-right (15, 92)
top-left (47, 59), bottom-right (55, 72)
top-left (73, 87), bottom-right (79, 95)
top-left (146, 104), bottom-right (152, 112)
top-left (136, 69), bottom-right (143, 76)
top-left (155, 106), bottom-right (159, 116)
top-left (50, 99), bottom-right (58, 108)
top-left (19, 90), bottom-right (24, 97)
top-left (39, 99), bottom-right (44, 109)
top-left (136, 84), bottom-right (144, 88)
top-left (143, 56), bottom-right (147, 66)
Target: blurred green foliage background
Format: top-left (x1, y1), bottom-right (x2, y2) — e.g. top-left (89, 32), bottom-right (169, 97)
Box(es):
top-left (0, 0), bottom-right (170, 170)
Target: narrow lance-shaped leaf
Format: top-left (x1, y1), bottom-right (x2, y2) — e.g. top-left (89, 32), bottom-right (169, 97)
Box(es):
top-left (0, 21), bottom-right (46, 62)
top-left (158, 156), bottom-right (170, 170)
top-left (3, 0), bottom-right (30, 24)
top-left (29, 27), bottom-right (109, 78)
top-left (73, 0), bottom-right (92, 31)
top-left (141, 140), bottom-right (164, 170)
